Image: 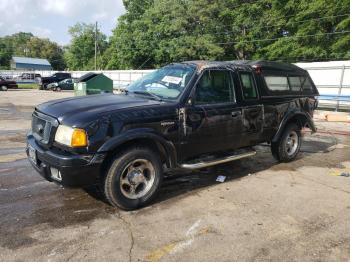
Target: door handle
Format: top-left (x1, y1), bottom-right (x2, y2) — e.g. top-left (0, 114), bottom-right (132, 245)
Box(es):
top-left (231, 111), bottom-right (241, 117)
top-left (249, 109), bottom-right (260, 113)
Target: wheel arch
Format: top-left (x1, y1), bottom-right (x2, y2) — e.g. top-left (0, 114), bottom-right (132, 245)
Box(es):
top-left (98, 129), bottom-right (177, 174)
top-left (272, 110), bottom-right (316, 143)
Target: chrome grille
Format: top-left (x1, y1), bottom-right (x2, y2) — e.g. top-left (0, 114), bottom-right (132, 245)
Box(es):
top-left (31, 111), bottom-right (58, 145)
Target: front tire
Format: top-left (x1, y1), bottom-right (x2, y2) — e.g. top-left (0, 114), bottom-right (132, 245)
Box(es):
top-left (271, 123), bottom-right (301, 162)
top-left (1, 85), bottom-right (8, 91)
top-left (103, 147), bottom-right (163, 210)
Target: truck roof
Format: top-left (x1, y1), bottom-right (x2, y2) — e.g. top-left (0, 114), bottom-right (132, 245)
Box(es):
top-left (182, 60), bottom-right (307, 74)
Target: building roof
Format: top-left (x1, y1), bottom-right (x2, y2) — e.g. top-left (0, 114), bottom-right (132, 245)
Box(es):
top-left (12, 56), bottom-right (51, 66)
top-left (78, 73), bottom-right (99, 82)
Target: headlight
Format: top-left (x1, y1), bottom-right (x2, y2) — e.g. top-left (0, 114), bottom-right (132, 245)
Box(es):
top-left (55, 125), bottom-right (87, 147)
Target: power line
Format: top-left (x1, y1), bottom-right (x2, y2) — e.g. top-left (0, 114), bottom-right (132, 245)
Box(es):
top-left (121, 0), bottom-right (349, 40)
top-left (210, 13), bottom-right (350, 36)
top-left (114, 30), bottom-right (350, 52)
top-left (256, 51), bottom-right (350, 60)
top-left (121, 0), bottom-right (350, 35)
top-left (205, 1), bottom-right (347, 32)
top-left (216, 30), bottom-right (350, 45)
top-left (119, 1), bottom-right (350, 46)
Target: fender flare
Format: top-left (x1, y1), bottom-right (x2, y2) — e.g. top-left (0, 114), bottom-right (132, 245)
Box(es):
top-left (272, 110), bottom-right (316, 143)
top-left (97, 128), bottom-right (177, 168)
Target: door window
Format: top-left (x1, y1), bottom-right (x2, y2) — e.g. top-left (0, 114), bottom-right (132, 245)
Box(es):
top-left (240, 72), bottom-right (258, 99)
top-left (195, 70), bottom-right (234, 104)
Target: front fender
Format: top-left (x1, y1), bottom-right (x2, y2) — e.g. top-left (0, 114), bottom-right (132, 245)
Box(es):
top-left (97, 128), bottom-right (177, 168)
top-left (272, 110), bottom-right (316, 143)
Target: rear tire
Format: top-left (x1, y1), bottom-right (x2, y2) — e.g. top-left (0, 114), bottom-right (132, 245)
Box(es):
top-left (271, 123), bottom-right (301, 162)
top-left (1, 85), bottom-right (8, 91)
top-left (103, 147), bottom-right (163, 210)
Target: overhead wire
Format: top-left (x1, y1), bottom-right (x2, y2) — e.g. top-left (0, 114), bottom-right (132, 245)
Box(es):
top-left (216, 30), bottom-right (350, 45)
top-left (210, 13), bottom-right (350, 36)
top-left (113, 29), bottom-right (350, 52)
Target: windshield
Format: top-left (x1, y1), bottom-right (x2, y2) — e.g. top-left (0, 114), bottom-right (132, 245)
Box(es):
top-left (127, 64), bottom-right (196, 100)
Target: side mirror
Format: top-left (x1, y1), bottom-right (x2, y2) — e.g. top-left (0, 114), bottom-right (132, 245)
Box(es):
top-left (187, 98), bottom-right (193, 106)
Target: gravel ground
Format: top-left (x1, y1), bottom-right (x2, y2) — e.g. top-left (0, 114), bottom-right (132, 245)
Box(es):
top-left (0, 90), bottom-right (350, 262)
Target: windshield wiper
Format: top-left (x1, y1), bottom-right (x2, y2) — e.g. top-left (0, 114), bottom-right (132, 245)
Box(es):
top-left (132, 91), bottom-right (163, 101)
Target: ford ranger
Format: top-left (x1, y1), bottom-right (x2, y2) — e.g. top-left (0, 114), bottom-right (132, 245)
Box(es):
top-left (26, 61), bottom-right (319, 210)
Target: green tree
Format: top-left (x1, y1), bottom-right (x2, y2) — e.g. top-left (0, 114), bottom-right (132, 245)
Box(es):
top-left (0, 32), bottom-right (65, 70)
top-left (122, 0), bottom-right (154, 21)
top-left (106, 0), bottom-right (228, 69)
top-left (65, 23), bottom-right (108, 70)
top-left (251, 0), bottom-right (350, 61)
top-left (0, 39), bottom-right (12, 69)
top-left (107, 0), bottom-right (350, 69)
top-left (24, 37), bottom-right (65, 70)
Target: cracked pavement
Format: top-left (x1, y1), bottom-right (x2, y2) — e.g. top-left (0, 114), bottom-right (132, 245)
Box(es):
top-left (0, 90), bottom-right (350, 261)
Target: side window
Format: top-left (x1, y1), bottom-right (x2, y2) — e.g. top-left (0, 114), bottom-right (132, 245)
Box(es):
top-left (301, 77), bottom-right (313, 92)
top-left (195, 70), bottom-right (234, 104)
top-left (239, 72), bottom-right (258, 99)
top-left (288, 76), bottom-right (302, 92)
top-left (264, 76), bottom-right (289, 91)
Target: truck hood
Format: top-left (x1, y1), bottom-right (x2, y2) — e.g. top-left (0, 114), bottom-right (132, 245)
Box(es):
top-left (1, 80), bottom-right (16, 84)
top-left (41, 76), bottom-right (54, 81)
top-left (36, 93), bottom-right (162, 125)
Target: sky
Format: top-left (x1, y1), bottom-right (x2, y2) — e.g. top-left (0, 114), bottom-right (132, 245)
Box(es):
top-left (0, 0), bottom-right (126, 45)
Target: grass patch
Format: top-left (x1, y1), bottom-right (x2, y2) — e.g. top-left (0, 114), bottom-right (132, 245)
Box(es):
top-left (17, 83), bottom-right (38, 89)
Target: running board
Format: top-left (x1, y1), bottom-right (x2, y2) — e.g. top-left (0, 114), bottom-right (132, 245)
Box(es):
top-left (180, 150), bottom-right (256, 170)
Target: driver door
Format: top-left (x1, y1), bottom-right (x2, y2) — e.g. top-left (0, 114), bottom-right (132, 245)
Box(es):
top-left (179, 69), bottom-right (243, 161)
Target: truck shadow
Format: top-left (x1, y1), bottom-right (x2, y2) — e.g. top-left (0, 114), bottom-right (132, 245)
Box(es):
top-left (84, 150), bottom-right (277, 207)
top-left (155, 150), bottom-right (276, 205)
top-left (84, 134), bottom-right (338, 208)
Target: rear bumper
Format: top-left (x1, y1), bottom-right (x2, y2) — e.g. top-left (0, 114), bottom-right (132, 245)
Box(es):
top-left (26, 134), bottom-right (106, 187)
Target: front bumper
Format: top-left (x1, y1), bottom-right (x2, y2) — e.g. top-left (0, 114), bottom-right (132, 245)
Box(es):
top-left (8, 84), bottom-right (18, 89)
top-left (26, 134), bottom-right (106, 187)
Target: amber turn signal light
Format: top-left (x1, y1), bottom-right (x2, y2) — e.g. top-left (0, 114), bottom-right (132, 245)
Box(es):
top-left (71, 128), bottom-right (87, 147)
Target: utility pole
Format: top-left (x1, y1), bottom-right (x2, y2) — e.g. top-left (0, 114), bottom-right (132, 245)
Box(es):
top-left (95, 21), bottom-right (97, 71)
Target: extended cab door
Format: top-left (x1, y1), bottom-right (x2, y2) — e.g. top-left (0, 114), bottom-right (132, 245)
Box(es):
top-left (236, 70), bottom-right (265, 146)
top-left (179, 69), bottom-right (243, 161)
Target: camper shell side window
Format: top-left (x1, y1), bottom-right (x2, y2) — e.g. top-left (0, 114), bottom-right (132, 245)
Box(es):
top-left (261, 70), bottom-right (317, 96)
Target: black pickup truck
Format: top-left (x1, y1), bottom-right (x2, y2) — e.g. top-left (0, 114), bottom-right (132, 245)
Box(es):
top-left (26, 61), bottom-right (318, 210)
top-left (40, 72), bottom-right (71, 90)
top-left (0, 76), bottom-right (18, 91)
